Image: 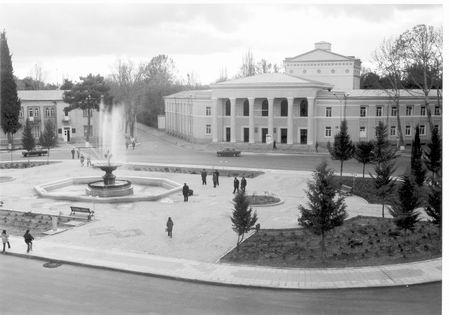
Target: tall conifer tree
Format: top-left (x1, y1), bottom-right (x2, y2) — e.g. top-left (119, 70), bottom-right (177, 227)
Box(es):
top-left (327, 120), bottom-right (355, 176)
top-left (410, 125), bottom-right (426, 186)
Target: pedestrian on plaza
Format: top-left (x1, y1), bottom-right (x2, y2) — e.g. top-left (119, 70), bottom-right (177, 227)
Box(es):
top-left (125, 139), bottom-right (130, 150)
top-left (86, 156), bottom-right (91, 167)
top-left (233, 177), bottom-right (239, 194)
top-left (23, 230), bottom-right (34, 253)
top-left (201, 169), bottom-right (207, 185)
top-left (71, 147), bottom-right (75, 159)
top-left (80, 155), bottom-right (85, 167)
top-left (166, 217), bottom-right (174, 238)
top-left (212, 171), bottom-right (218, 188)
top-left (1, 230), bottom-right (11, 254)
top-left (182, 183), bottom-right (190, 202)
top-left (214, 169), bottom-right (220, 186)
top-left (240, 176), bottom-right (247, 193)
top-left (273, 140), bottom-right (277, 150)
top-left (131, 138), bottom-right (136, 150)
top-left (77, 148), bottom-right (80, 159)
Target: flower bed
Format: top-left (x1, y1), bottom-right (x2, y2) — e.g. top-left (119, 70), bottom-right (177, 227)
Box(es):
top-left (220, 216), bottom-right (441, 268)
top-left (247, 194), bottom-right (281, 206)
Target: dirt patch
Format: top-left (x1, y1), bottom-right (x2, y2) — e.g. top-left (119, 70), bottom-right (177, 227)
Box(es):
top-left (247, 194), bottom-right (281, 206)
top-left (220, 216), bottom-right (441, 268)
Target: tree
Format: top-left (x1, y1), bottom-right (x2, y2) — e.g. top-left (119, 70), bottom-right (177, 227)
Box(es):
top-left (354, 141), bottom-right (374, 178)
top-left (425, 179), bottom-right (441, 229)
top-left (424, 126), bottom-right (441, 180)
top-left (389, 175), bottom-right (420, 232)
top-left (399, 24), bottom-right (442, 132)
top-left (327, 120), bottom-right (355, 176)
top-left (371, 121), bottom-right (397, 163)
top-left (298, 162), bottom-right (347, 256)
top-left (371, 160), bottom-right (397, 219)
top-left (0, 31), bottom-right (22, 148)
top-left (63, 74), bottom-right (110, 142)
top-left (60, 79), bottom-right (74, 90)
top-left (410, 125), bottom-right (426, 186)
top-left (230, 190), bottom-right (258, 249)
top-left (238, 50), bottom-right (256, 78)
top-left (373, 37), bottom-right (406, 147)
top-left (39, 119), bottom-right (57, 164)
top-left (22, 118), bottom-right (35, 153)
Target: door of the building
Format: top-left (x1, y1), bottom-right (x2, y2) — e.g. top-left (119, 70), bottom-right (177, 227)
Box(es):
top-left (63, 127), bottom-right (71, 142)
top-left (261, 128), bottom-right (268, 143)
top-left (280, 128), bottom-right (287, 144)
top-left (225, 127), bottom-right (231, 142)
top-left (243, 128), bottom-right (249, 143)
top-left (300, 129), bottom-right (307, 144)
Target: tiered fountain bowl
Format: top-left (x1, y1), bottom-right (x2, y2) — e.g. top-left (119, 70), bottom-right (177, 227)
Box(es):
top-left (86, 163), bottom-right (133, 197)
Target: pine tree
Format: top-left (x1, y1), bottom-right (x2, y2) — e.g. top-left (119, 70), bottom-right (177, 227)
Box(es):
top-left (39, 119), bottom-right (57, 164)
top-left (424, 126), bottom-right (441, 180)
top-left (425, 179), bottom-right (441, 228)
top-left (354, 141), bottom-right (374, 178)
top-left (298, 162), bottom-right (347, 255)
top-left (410, 125), bottom-right (426, 186)
top-left (371, 160), bottom-right (397, 218)
top-left (327, 120), bottom-right (355, 176)
top-left (230, 190), bottom-right (258, 249)
top-left (0, 31), bottom-right (22, 148)
top-left (371, 121), bottom-right (397, 163)
top-left (389, 175), bottom-right (420, 232)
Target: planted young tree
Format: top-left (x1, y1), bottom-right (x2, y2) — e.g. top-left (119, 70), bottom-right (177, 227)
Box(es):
top-left (230, 190), bottom-right (258, 249)
top-left (410, 125), bottom-right (426, 186)
top-left (371, 160), bottom-right (397, 218)
top-left (327, 120), bottom-right (355, 177)
top-left (371, 121), bottom-right (397, 163)
top-left (354, 141), bottom-right (374, 178)
top-left (424, 126), bottom-right (441, 181)
top-left (21, 119), bottom-right (35, 165)
top-left (425, 179), bottom-right (441, 229)
top-left (298, 162), bottom-right (347, 256)
top-left (39, 119), bottom-right (57, 164)
top-left (389, 175), bottom-right (420, 232)
top-left (0, 31), bottom-right (22, 149)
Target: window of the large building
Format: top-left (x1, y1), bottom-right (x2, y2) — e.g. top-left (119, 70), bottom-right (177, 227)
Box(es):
top-left (243, 100), bottom-right (249, 116)
top-left (406, 106), bottom-right (412, 116)
top-left (261, 99), bottom-right (268, 117)
top-left (280, 99), bottom-right (288, 117)
top-left (28, 107), bottom-right (34, 117)
top-left (376, 106), bottom-right (383, 117)
top-left (325, 107), bottom-right (332, 117)
top-left (434, 125), bottom-right (439, 133)
top-left (205, 124), bottom-right (211, 135)
top-left (19, 107), bottom-right (23, 118)
top-left (205, 106), bottom-right (211, 116)
top-left (405, 125), bottom-right (411, 136)
top-left (390, 126), bottom-right (397, 136)
top-left (360, 106), bottom-right (367, 117)
top-left (325, 126), bottom-right (332, 138)
top-left (360, 126), bottom-right (367, 138)
top-left (300, 99), bottom-right (308, 117)
top-left (419, 125), bottom-right (426, 136)
top-left (434, 106), bottom-right (441, 116)
top-left (83, 109), bottom-right (89, 117)
top-left (34, 108), bottom-right (39, 117)
top-left (420, 106), bottom-right (426, 116)
top-left (391, 106), bottom-right (397, 116)
top-left (225, 100), bottom-right (231, 116)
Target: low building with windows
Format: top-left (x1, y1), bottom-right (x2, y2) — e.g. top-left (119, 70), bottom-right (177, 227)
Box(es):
top-left (164, 42), bottom-right (440, 147)
top-left (0, 90), bottom-right (100, 148)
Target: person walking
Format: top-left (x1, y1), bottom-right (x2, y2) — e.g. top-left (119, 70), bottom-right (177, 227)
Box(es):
top-left (86, 156), bottom-right (91, 167)
top-left (71, 147), bottom-right (75, 159)
top-left (166, 217), bottom-right (174, 238)
top-left (80, 155), bottom-right (85, 167)
top-left (240, 176), bottom-right (247, 193)
top-left (23, 230), bottom-right (34, 253)
top-left (212, 171), bottom-right (217, 188)
top-left (131, 138), bottom-right (136, 150)
top-left (201, 169), bottom-right (207, 185)
top-left (214, 170), bottom-right (220, 186)
top-left (182, 183), bottom-right (190, 202)
top-left (233, 177), bottom-right (239, 194)
top-left (77, 148), bottom-right (80, 159)
top-left (1, 230), bottom-right (11, 254)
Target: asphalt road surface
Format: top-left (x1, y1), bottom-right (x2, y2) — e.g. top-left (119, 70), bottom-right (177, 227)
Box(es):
top-left (0, 255), bottom-right (441, 315)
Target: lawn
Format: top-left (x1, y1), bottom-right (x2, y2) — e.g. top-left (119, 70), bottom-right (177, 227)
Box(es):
top-left (220, 216), bottom-right (441, 268)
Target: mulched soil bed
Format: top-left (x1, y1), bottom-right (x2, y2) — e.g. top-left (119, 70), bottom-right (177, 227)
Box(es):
top-left (220, 216), bottom-right (441, 268)
top-left (247, 195), bottom-right (281, 206)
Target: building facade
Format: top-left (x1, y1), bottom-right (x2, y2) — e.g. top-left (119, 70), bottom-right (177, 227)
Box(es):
top-left (0, 90), bottom-right (100, 148)
top-left (164, 42), bottom-right (440, 147)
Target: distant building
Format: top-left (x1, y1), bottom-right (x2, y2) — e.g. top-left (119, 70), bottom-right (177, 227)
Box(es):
top-left (0, 90), bottom-right (100, 148)
top-left (164, 42), bottom-right (440, 147)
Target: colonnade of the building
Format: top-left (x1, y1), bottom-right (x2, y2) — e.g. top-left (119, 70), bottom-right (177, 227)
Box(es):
top-left (211, 97), bottom-right (314, 145)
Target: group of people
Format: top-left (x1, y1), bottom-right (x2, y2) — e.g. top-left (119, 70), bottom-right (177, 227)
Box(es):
top-left (201, 169), bottom-right (221, 187)
top-left (71, 147), bottom-right (91, 167)
top-left (125, 137), bottom-right (136, 150)
top-left (233, 176), bottom-right (247, 193)
top-left (1, 229), bottom-right (34, 254)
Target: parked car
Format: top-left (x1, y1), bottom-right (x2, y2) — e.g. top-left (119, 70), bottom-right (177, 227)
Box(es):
top-left (217, 148), bottom-right (241, 157)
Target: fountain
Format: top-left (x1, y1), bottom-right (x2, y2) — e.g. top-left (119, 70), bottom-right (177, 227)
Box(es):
top-left (86, 150), bottom-right (133, 197)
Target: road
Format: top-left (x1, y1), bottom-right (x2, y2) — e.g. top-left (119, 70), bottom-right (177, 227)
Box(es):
top-left (0, 255), bottom-right (441, 315)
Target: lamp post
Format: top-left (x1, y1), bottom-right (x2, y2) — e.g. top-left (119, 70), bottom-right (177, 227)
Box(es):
top-left (331, 91), bottom-right (350, 121)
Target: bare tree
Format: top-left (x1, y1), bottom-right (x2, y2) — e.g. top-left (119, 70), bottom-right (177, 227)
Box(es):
top-left (373, 37), bottom-right (405, 147)
top-left (29, 63), bottom-right (46, 89)
top-left (215, 66), bottom-right (228, 83)
top-left (238, 50), bottom-right (256, 78)
top-left (398, 24), bottom-right (442, 132)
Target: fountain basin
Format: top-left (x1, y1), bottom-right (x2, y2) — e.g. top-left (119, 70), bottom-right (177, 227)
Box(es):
top-left (86, 179), bottom-right (133, 197)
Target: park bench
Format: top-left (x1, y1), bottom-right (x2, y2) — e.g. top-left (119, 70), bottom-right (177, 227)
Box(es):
top-left (340, 184), bottom-right (352, 196)
top-left (22, 150), bottom-right (48, 157)
top-left (70, 206), bottom-right (94, 220)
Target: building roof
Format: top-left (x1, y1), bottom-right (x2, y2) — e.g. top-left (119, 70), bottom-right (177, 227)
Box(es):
top-left (284, 48), bottom-right (358, 63)
top-left (163, 89), bottom-right (212, 99)
top-left (211, 73), bottom-right (332, 89)
top-left (317, 89), bottom-right (439, 99)
top-left (18, 90), bottom-right (66, 101)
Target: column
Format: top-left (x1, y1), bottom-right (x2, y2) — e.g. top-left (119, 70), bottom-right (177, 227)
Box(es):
top-left (287, 97), bottom-right (294, 144)
top-left (307, 97), bottom-right (315, 145)
top-left (230, 98), bottom-right (236, 143)
top-left (268, 98), bottom-right (274, 142)
top-left (248, 98), bottom-right (255, 143)
top-left (211, 98), bottom-right (218, 143)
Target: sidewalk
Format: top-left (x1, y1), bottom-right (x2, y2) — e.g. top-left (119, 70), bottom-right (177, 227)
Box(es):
top-left (4, 236), bottom-right (441, 290)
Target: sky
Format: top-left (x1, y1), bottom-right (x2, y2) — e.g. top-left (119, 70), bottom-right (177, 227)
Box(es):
top-left (0, 2), bottom-right (443, 85)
